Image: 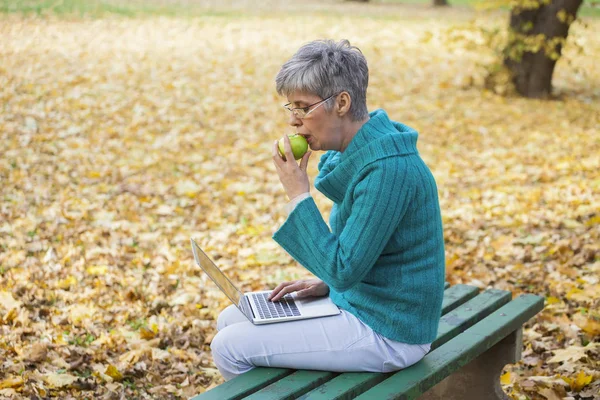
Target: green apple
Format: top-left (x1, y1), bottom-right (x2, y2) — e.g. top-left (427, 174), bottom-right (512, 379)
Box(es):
top-left (278, 134), bottom-right (308, 160)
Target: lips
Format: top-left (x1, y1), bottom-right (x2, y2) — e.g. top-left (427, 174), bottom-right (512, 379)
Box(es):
top-left (299, 134), bottom-right (311, 144)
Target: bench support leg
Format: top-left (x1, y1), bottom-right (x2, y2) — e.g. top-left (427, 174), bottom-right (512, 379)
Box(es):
top-left (419, 328), bottom-right (522, 400)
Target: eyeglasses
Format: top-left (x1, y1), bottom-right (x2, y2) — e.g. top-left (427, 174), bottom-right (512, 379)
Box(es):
top-left (283, 93), bottom-right (338, 119)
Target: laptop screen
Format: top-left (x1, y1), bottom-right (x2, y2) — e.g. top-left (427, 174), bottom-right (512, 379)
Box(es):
top-left (190, 239), bottom-right (243, 309)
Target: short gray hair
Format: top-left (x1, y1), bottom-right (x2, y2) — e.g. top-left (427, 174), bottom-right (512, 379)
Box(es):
top-left (275, 39), bottom-right (369, 121)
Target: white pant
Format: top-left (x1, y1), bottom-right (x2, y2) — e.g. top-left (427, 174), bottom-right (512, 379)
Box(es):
top-left (210, 305), bottom-right (431, 381)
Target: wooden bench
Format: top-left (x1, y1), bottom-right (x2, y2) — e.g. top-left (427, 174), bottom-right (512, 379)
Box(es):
top-left (191, 283), bottom-right (544, 400)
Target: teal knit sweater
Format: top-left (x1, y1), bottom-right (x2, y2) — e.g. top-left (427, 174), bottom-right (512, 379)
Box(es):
top-left (273, 109), bottom-right (445, 344)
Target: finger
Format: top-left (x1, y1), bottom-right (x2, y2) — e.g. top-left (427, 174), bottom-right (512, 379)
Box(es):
top-left (271, 285), bottom-right (295, 302)
top-left (268, 281), bottom-right (294, 300)
top-left (271, 287), bottom-right (293, 302)
top-left (268, 282), bottom-right (288, 300)
top-left (283, 135), bottom-right (294, 161)
top-left (299, 150), bottom-right (312, 171)
top-left (272, 140), bottom-right (284, 165)
top-left (270, 283), bottom-right (302, 302)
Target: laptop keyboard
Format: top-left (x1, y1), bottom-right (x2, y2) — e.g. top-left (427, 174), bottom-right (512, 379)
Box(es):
top-left (251, 292), bottom-right (301, 319)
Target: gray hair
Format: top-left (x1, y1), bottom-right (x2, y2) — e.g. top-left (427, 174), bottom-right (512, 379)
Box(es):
top-left (275, 39), bottom-right (369, 121)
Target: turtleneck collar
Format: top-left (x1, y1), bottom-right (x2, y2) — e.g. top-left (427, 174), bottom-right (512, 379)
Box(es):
top-left (315, 109), bottom-right (419, 203)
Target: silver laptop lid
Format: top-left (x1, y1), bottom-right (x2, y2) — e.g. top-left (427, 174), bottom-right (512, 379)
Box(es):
top-left (190, 238), bottom-right (249, 317)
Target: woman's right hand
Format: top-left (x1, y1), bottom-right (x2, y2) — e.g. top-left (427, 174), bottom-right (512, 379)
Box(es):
top-left (268, 278), bottom-right (330, 302)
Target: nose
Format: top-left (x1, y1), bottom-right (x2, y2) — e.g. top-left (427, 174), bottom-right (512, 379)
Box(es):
top-left (288, 112), bottom-right (302, 127)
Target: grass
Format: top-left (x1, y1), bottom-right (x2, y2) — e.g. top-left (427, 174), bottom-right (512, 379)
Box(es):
top-left (0, 0), bottom-right (243, 18)
top-left (1, 0), bottom-right (598, 18)
top-left (1, 0), bottom-right (130, 16)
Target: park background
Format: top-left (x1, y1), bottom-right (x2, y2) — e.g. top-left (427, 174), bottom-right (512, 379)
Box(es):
top-left (0, 0), bottom-right (598, 398)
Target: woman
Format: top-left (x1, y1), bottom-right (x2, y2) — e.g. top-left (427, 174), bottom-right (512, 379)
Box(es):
top-left (210, 39), bottom-right (445, 381)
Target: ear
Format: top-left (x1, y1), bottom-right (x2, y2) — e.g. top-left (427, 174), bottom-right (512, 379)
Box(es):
top-left (335, 92), bottom-right (351, 117)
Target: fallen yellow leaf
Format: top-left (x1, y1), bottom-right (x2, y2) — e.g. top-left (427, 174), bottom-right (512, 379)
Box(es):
top-left (546, 296), bottom-right (561, 305)
top-left (565, 288), bottom-right (591, 303)
top-left (573, 312), bottom-right (600, 335)
top-left (139, 326), bottom-right (156, 339)
top-left (0, 292), bottom-right (22, 311)
top-left (68, 304), bottom-right (95, 325)
top-left (86, 265), bottom-right (108, 275)
top-left (57, 276), bottom-right (77, 289)
top-left (548, 345), bottom-right (589, 363)
top-left (45, 373), bottom-right (78, 388)
top-left (105, 364), bottom-right (124, 381)
top-left (500, 371), bottom-right (511, 385)
top-left (561, 370), bottom-right (594, 392)
top-left (0, 376), bottom-right (24, 390)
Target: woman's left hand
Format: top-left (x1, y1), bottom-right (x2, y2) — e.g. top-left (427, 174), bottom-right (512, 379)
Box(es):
top-left (272, 135), bottom-right (312, 200)
top-left (268, 279), bottom-right (329, 302)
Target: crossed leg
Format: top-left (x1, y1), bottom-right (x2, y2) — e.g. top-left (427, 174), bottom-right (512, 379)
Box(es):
top-left (210, 305), bottom-right (429, 381)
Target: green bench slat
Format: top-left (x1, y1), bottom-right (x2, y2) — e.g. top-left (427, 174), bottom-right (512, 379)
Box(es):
top-left (297, 288), bottom-right (510, 400)
top-left (297, 372), bottom-right (389, 400)
top-left (245, 371), bottom-right (338, 400)
top-left (433, 288), bottom-right (511, 350)
top-left (440, 284), bottom-right (479, 314)
top-left (189, 368), bottom-right (293, 400)
top-left (194, 286), bottom-right (540, 400)
top-left (354, 294), bottom-right (545, 400)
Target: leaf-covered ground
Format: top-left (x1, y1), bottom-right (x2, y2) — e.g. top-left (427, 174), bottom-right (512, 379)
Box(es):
top-left (0, 2), bottom-right (599, 399)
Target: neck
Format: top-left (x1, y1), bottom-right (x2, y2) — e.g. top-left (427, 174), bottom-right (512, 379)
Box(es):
top-left (340, 116), bottom-right (370, 153)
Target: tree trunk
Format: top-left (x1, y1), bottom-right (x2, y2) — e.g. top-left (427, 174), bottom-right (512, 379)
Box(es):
top-left (503, 0), bottom-right (583, 98)
top-left (433, 0), bottom-right (449, 6)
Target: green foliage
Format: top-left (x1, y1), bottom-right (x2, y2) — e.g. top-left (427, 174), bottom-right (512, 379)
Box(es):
top-left (504, 31), bottom-right (568, 62)
top-left (510, 0), bottom-right (553, 12)
top-left (127, 318), bottom-right (147, 331)
top-left (0, 0), bottom-right (244, 18)
top-left (0, 0), bottom-right (135, 16)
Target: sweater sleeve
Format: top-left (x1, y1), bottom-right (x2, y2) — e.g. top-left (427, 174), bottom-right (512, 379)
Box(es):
top-left (272, 159), bottom-right (414, 292)
top-left (285, 192), bottom-right (311, 215)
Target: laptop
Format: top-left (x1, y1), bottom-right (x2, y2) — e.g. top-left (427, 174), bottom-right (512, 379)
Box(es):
top-left (190, 238), bottom-right (340, 325)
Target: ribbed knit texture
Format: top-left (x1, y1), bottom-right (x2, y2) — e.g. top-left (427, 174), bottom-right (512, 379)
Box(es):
top-left (273, 109), bottom-right (445, 344)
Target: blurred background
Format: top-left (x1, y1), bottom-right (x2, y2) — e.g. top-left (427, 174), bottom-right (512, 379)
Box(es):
top-left (0, 0), bottom-right (598, 399)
